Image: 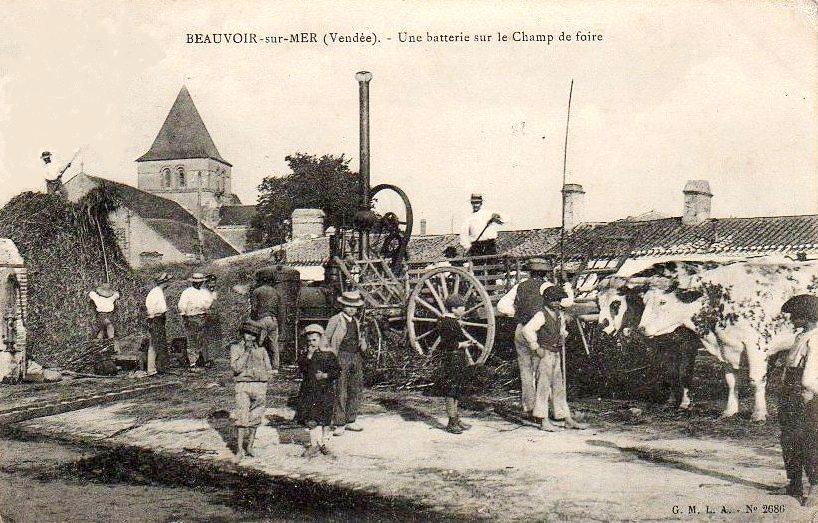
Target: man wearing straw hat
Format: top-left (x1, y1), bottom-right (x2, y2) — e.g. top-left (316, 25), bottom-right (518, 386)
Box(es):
top-left (327, 290), bottom-right (368, 435)
top-left (145, 272), bottom-right (172, 374)
top-left (178, 272), bottom-right (216, 370)
top-left (89, 281), bottom-right (120, 344)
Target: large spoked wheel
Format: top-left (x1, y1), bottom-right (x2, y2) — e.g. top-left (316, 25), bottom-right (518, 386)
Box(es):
top-left (406, 266), bottom-right (495, 365)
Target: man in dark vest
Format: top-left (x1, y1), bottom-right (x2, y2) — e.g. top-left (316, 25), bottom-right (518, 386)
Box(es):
top-left (497, 258), bottom-right (555, 418)
top-left (327, 290), bottom-right (367, 436)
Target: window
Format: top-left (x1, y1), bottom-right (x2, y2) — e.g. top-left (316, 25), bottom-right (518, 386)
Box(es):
top-left (161, 168), bottom-right (171, 188)
top-left (177, 167), bottom-right (186, 187)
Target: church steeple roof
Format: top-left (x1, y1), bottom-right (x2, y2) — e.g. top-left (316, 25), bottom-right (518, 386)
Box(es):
top-left (136, 86), bottom-right (232, 166)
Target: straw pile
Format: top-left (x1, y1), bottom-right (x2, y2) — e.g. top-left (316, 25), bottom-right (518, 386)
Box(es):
top-left (0, 189), bottom-right (148, 366)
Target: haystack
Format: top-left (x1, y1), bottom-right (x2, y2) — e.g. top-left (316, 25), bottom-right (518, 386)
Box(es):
top-left (0, 189), bottom-right (148, 366)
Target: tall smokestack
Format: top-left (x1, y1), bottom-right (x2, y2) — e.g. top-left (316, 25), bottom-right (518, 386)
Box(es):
top-left (356, 71), bottom-right (373, 257)
top-left (419, 219), bottom-right (427, 235)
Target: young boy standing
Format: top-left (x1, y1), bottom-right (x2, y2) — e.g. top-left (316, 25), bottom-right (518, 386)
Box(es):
top-left (437, 294), bottom-right (475, 434)
top-left (230, 320), bottom-right (273, 461)
top-left (297, 324), bottom-right (341, 458)
top-left (779, 294), bottom-right (818, 507)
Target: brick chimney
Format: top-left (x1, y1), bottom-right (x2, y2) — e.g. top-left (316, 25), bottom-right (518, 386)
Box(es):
top-left (682, 180), bottom-right (712, 225)
top-left (562, 183), bottom-right (585, 230)
top-left (419, 219), bottom-right (427, 235)
top-left (291, 208), bottom-right (325, 239)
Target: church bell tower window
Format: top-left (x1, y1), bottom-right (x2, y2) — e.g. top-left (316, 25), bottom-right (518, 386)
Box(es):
top-left (177, 167), bottom-right (186, 187)
top-left (162, 168), bottom-right (171, 188)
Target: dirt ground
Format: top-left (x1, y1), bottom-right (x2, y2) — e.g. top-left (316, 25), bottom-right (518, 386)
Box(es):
top-left (4, 360), bottom-right (816, 522)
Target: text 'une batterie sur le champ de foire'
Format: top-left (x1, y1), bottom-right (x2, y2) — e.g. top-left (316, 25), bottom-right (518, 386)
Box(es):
top-left (185, 30), bottom-right (604, 46)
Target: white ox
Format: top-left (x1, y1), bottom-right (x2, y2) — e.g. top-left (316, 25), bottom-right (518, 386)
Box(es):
top-left (638, 258), bottom-right (818, 421)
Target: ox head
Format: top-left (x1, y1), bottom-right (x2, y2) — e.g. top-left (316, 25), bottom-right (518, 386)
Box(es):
top-left (597, 277), bottom-right (631, 335)
top-left (638, 282), bottom-right (705, 337)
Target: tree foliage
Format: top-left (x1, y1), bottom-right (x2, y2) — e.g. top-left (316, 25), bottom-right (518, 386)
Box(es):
top-left (247, 153), bottom-right (362, 248)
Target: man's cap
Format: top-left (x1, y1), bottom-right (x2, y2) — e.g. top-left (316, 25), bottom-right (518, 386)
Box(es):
top-left (189, 272), bottom-right (207, 283)
top-left (781, 294), bottom-right (818, 322)
top-left (470, 193), bottom-right (483, 202)
top-left (41, 151), bottom-right (51, 159)
top-left (445, 294), bottom-right (465, 310)
top-left (240, 320), bottom-right (262, 337)
top-left (302, 323), bottom-right (325, 336)
top-left (528, 258), bottom-right (553, 272)
top-left (94, 282), bottom-right (116, 298)
top-left (155, 272), bottom-right (172, 285)
top-left (337, 290), bottom-right (365, 307)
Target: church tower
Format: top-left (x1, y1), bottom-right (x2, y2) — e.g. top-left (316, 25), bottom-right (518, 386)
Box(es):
top-left (136, 86), bottom-right (234, 227)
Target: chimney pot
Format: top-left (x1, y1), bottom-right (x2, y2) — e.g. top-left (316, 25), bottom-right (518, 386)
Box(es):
top-left (562, 183), bottom-right (585, 230)
top-left (682, 180), bottom-right (713, 225)
top-left (291, 208), bottom-right (326, 239)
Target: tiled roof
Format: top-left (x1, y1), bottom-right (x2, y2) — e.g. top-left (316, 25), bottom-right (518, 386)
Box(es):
top-left (218, 205), bottom-right (256, 227)
top-left (276, 215), bottom-right (818, 266)
top-left (136, 86), bottom-right (231, 166)
top-left (87, 175), bottom-right (238, 259)
top-left (553, 215), bottom-right (818, 260)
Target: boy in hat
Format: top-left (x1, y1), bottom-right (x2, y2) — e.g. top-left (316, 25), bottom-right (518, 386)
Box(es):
top-left (230, 320), bottom-right (273, 460)
top-left (145, 272), bottom-right (172, 374)
top-left (298, 324), bottom-right (341, 457)
top-left (327, 290), bottom-right (368, 435)
top-left (521, 280), bottom-right (588, 431)
top-left (777, 294), bottom-right (818, 506)
top-left (89, 282), bottom-right (120, 344)
top-left (178, 272), bottom-right (216, 369)
top-left (437, 293), bottom-right (476, 434)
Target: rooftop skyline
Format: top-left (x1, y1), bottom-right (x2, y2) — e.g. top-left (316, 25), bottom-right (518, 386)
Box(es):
top-left (1, 1), bottom-right (816, 234)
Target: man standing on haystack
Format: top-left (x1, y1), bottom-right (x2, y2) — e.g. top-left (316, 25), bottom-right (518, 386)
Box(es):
top-left (178, 272), bottom-right (216, 370)
top-left (145, 272), bottom-right (172, 374)
top-left (41, 149), bottom-right (76, 196)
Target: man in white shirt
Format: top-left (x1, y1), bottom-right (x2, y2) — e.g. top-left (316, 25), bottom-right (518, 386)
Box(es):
top-left (89, 282), bottom-right (120, 341)
top-left (41, 150), bottom-right (75, 195)
top-left (145, 272), bottom-right (172, 374)
top-left (178, 272), bottom-right (216, 369)
top-left (459, 194), bottom-right (503, 257)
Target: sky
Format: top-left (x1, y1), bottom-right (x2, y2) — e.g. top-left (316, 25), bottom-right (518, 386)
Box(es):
top-left (0, 0), bottom-right (816, 234)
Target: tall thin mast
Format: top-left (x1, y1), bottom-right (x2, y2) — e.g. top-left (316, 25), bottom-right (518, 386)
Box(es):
top-left (558, 79), bottom-right (574, 279)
